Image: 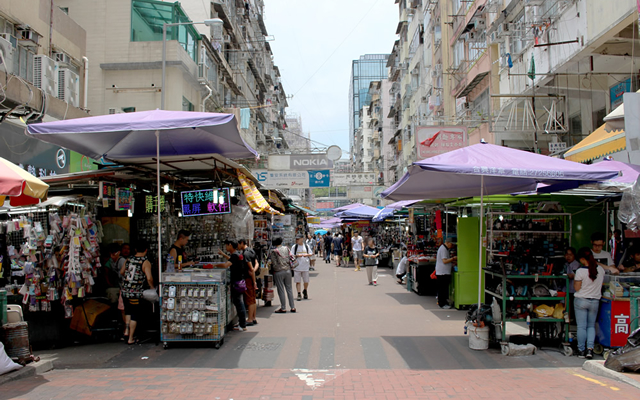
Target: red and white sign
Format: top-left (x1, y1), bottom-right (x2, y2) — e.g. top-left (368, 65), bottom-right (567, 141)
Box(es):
top-left (316, 201), bottom-right (335, 209)
top-left (415, 126), bottom-right (466, 159)
top-left (611, 301), bottom-right (631, 347)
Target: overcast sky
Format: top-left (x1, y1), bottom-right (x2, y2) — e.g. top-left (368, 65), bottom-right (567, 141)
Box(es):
top-left (263, 0), bottom-right (398, 159)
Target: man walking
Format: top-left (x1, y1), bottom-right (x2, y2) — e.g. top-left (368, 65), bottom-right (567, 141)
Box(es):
top-left (324, 233), bottom-right (333, 263)
top-left (331, 233), bottom-right (344, 267)
top-left (292, 236), bottom-right (312, 300)
top-left (435, 237), bottom-right (456, 309)
top-left (352, 231), bottom-right (364, 271)
top-left (306, 233), bottom-right (317, 271)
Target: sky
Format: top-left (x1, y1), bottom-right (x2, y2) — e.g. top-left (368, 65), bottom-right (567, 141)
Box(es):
top-left (263, 0), bottom-right (399, 159)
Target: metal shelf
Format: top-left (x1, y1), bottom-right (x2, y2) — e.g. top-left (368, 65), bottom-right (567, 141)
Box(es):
top-left (483, 269), bottom-right (567, 279)
top-left (485, 290), bottom-right (566, 301)
top-left (491, 230), bottom-right (569, 234)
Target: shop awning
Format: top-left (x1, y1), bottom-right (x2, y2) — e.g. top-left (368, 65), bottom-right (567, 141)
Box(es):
top-left (564, 124), bottom-right (626, 163)
top-left (267, 191), bottom-right (285, 211)
top-left (238, 172), bottom-right (283, 215)
top-left (0, 157), bottom-right (49, 206)
top-left (290, 204), bottom-right (318, 215)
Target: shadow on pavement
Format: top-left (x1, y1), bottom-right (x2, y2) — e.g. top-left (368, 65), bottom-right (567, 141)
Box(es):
top-left (0, 374), bottom-right (49, 400)
top-left (381, 335), bottom-right (585, 370)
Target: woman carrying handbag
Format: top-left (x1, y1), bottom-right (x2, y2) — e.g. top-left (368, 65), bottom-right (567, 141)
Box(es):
top-left (268, 237), bottom-right (296, 313)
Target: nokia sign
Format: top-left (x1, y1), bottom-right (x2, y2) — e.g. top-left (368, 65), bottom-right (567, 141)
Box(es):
top-left (289, 154), bottom-right (333, 170)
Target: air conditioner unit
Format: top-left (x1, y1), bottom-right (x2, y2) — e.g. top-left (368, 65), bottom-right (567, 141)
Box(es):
top-left (0, 37), bottom-right (14, 74)
top-left (198, 62), bottom-right (209, 83)
top-left (224, 35), bottom-right (231, 42)
top-left (0, 33), bottom-right (17, 48)
top-left (19, 29), bottom-right (39, 45)
top-left (474, 18), bottom-right (486, 30)
top-left (53, 51), bottom-right (72, 66)
top-left (237, 7), bottom-right (245, 15)
top-left (33, 55), bottom-right (58, 96)
top-left (58, 68), bottom-right (80, 107)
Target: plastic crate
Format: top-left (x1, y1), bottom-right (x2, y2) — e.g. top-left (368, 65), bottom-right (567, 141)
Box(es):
top-left (0, 290), bottom-right (7, 325)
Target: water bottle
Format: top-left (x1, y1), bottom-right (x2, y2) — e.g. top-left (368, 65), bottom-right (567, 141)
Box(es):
top-left (464, 324), bottom-right (468, 335)
top-left (166, 255), bottom-right (175, 273)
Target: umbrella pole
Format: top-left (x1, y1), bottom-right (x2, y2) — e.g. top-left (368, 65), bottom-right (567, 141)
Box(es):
top-left (477, 175), bottom-right (484, 310)
top-left (156, 130), bottom-right (162, 284)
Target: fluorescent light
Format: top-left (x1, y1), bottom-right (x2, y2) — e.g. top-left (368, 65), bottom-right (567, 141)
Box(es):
top-left (213, 190), bottom-right (218, 203)
top-left (163, 183), bottom-right (170, 193)
top-left (230, 188), bottom-right (235, 197)
top-left (127, 209), bottom-right (133, 217)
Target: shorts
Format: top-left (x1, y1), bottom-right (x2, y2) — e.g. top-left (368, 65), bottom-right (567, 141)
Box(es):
top-left (294, 270), bottom-right (310, 283)
top-left (123, 297), bottom-right (143, 321)
top-left (333, 250), bottom-right (342, 256)
top-left (243, 278), bottom-right (257, 306)
top-left (354, 250), bottom-right (363, 260)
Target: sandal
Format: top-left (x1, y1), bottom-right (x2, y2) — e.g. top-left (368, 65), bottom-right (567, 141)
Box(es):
top-left (275, 309), bottom-right (287, 313)
top-left (127, 339), bottom-right (139, 345)
top-left (290, 308), bottom-right (297, 313)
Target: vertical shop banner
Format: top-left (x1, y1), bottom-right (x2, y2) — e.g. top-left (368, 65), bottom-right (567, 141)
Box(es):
top-left (115, 188), bottom-right (132, 210)
top-left (144, 195), bottom-right (166, 213)
top-left (180, 188), bottom-right (231, 217)
top-left (308, 170), bottom-right (331, 187)
top-left (611, 300), bottom-right (631, 347)
top-left (99, 182), bottom-right (117, 200)
top-left (610, 78), bottom-right (631, 110)
top-left (408, 208), bottom-right (415, 224)
top-left (415, 126), bottom-right (466, 159)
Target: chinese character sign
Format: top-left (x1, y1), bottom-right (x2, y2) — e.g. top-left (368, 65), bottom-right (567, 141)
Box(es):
top-left (145, 195), bottom-right (166, 213)
top-left (416, 126), bottom-right (467, 159)
top-left (180, 188), bottom-right (231, 217)
top-left (99, 182), bottom-right (117, 200)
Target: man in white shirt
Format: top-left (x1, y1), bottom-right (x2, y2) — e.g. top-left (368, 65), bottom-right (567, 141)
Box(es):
top-left (590, 232), bottom-right (620, 275)
top-left (291, 236), bottom-right (312, 300)
top-left (435, 237), bottom-right (457, 309)
top-left (352, 231), bottom-right (364, 272)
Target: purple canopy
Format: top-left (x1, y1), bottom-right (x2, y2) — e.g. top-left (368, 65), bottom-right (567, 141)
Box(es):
top-left (25, 110), bottom-right (258, 162)
top-left (538, 159), bottom-right (640, 193)
top-left (335, 205), bottom-right (380, 219)
top-left (382, 143), bottom-right (620, 200)
top-left (387, 199), bottom-right (422, 209)
top-left (332, 203), bottom-right (364, 212)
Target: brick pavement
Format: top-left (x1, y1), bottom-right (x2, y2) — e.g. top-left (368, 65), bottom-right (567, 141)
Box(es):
top-left (1, 366), bottom-right (638, 399)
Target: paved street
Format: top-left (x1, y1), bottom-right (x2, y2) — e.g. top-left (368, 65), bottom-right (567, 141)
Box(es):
top-left (2, 261), bottom-right (639, 399)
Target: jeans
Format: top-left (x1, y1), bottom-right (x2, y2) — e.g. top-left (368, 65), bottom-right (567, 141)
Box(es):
top-left (574, 297), bottom-right (600, 351)
top-left (231, 289), bottom-right (247, 329)
top-left (436, 274), bottom-right (452, 307)
top-left (274, 270), bottom-right (296, 310)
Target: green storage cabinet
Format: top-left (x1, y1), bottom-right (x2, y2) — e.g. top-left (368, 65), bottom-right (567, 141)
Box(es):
top-left (454, 217), bottom-right (486, 309)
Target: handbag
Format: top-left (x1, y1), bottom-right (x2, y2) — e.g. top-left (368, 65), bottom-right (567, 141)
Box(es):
top-left (233, 279), bottom-right (247, 293)
top-left (142, 288), bottom-right (159, 303)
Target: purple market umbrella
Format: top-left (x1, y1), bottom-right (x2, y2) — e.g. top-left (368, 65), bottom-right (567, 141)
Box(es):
top-left (381, 143), bottom-right (620, 309)
top-left (26, 110), bottom-right (258, 284)
top-left (335, 205), bottom-right (380, 219)
top-left (387, 199), bottom-right (423, 210)
top-left (538, 159), bottom-right (640, 193)
top-left (332, 203), bottom-right (364, 212)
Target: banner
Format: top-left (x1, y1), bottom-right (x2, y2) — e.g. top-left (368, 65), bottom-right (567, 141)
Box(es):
top-left (332, 172), bottom-right (378, 186)
top-left (254, 169), bottom-right (331, 188)
top-left (415, 126), bottom-right (466, 159)
top-left (347, 186), bottom-right (385, 200)
top-left (268, 154), bottom-right (333, 170)
top-left (268, 191), bottom-right (285, 211)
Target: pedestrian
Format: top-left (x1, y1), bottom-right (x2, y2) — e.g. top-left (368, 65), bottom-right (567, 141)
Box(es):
top-left (352, 231), bottom-right (364, 272)
top-left (363, 238), bottom-right (379, 285)
top-left (574, 247), bottom-right (605, 359)
top-left (120, 240), bottom-right (155, 345)
top-left (213, 240), bottom-right (249, 331)
top-left (332, 233), bottom-right (344, 267)
top-left (268, 237), bottom-right (296, 313)
top-left (239, 239), bottom-right (259, 326)
top-left (324, 233), bottom-right (333, 263)
top-left (435, 238), bottom-right (456, 309)
top-left (306, 233), bottom-right (316, 271)
top-left (292, 235), bottom-right (312, 300)
top-left (396, 251), bottom-right (408, 284)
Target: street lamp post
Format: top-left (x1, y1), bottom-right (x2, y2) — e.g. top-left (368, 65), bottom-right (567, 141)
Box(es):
top-left (161, 18), bottom-right (222, 110)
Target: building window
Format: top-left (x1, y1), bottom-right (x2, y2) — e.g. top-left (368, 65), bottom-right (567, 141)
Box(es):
top-left (182, 96), bottom-right (194, 111)
top-left (453, 40), bottom-right (464, 69)
top-left (131, 0), bottom-right (199, 62)
top-left (12, 46), bottom-right (34, 83)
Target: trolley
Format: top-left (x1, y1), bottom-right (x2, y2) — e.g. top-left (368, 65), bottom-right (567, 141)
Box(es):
top-left (160, 270), bottom-right (228, 349)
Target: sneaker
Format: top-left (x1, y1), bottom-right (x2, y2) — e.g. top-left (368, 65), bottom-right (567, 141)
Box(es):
top-left (373, 281), bottom-right (377, 286)
top-left (577, 350), bottom-right (586, 358)
top-left (303, 289), bottom-right (308, 299)
top-left (297, 293), bottom-right (302, 301)
top-left (441, 305), bottom-right (452, 309)
top-left (369, 282), bottom-right (373, 285)
top-left (586, 349), bottom-right (594, 359)
top-left (246, 321), bottom-right (255, 327)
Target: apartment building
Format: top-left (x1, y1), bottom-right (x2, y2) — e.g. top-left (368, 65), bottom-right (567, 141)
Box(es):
top-left (0, 0), bottom-right (92, 176)
top-left (386, 0), bottom-right (640, 171)
top-left (57, 0), bottom-right (289, 157)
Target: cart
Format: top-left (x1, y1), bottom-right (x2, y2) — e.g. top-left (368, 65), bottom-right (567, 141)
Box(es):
top-left (160, 270), bottom-right (227, 349)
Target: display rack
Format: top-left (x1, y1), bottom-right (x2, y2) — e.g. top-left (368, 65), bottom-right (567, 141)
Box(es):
top-left (487, 212), bottom-right (571, 264)
top-left (484, 269), bottom-right (571, 355)
top-left (160, 270), bottom-right (228, 349)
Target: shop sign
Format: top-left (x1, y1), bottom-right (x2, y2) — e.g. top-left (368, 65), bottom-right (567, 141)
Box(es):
top-left (316, 201), bottom-right (335, 210)
top-left (351, 221), bottom-right (370, 229)
top-left (307, 216), bottom-right (321, 224)
top-left (99, 182), bottom-right (117, 200)
top-left (548, 142), bottom-right (567, 153)
top-left (289, 154), bottom-right (333, 170)
top-left (180, 188), bottom-right (231, 217)
top-left (347, 186), bottom-right (385, 200)
top-left (144, 195), bottom-right (166, 213)
top-left (115, 188), bottom-right (132, 211)
top-left (332, 172), bottom-right (377, 186)
top-left (408, 208), bottom-right (415, 224)
top-left (308, 170), bottom-right (331, 187)
top-left (415, 126), bottom-right (466, 159)
top-left (611, 301), bottom-right (630, 347)
top-left (610, 78), bottom-right (631, 110)
top-left (255, 169), bottom-right (309, 188)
